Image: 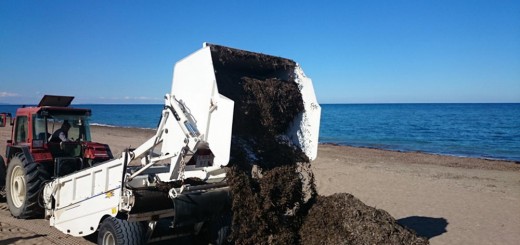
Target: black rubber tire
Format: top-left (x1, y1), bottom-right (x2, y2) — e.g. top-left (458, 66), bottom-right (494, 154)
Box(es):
top-left (98, 217), bottom-right (146, 245)
top-left (5, 153), bottom-right (50, 219)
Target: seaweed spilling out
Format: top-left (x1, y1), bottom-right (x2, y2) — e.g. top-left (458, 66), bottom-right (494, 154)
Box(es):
top-left (210, 45), bottom-right (428, 245)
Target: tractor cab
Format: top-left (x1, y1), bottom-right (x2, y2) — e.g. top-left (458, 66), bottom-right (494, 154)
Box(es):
top-left (33, 112), bottom-right (92, 157)
top-left (6, 95), bottom-right (113, 177)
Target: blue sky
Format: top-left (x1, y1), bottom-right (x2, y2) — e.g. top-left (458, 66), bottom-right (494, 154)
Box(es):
top-left (1, 0), bottom-right (519, 104)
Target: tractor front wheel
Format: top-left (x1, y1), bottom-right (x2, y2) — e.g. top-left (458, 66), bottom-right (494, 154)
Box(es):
top-left (5, 153), bottom-right (49, 218)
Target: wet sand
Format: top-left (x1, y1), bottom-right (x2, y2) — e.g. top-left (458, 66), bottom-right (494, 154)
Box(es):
top-left (1, 125), bottom-right (519, 244)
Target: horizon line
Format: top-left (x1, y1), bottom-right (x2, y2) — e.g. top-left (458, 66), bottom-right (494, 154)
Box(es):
top-left (2, 102), bottom-right (520, 106)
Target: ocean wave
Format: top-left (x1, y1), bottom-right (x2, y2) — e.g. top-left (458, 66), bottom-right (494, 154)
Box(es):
top-left (90, 123), bottom-right (156, 130)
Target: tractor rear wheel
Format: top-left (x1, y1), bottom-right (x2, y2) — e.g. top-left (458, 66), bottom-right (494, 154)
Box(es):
top-left (5, 153), bottom-right (50, 218)
top-left (98, 217), bottom-right (146, 245)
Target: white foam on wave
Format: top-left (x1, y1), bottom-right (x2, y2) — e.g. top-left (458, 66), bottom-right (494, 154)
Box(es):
top-left (90, 123), bottom-right (156, 130)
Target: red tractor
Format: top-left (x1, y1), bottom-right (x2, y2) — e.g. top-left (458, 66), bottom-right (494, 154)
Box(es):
top-left (0, 95), bottom-right (113, 218)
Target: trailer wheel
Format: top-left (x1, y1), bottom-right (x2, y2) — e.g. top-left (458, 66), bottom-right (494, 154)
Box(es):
top-left (212, 211), bottom-right (232, 245)
top-left (198, 211), bottom-right (231, 245)
top-left (98, 217), bottom-right (146, 245)
top-left (5, 153), bottom-right (49, 218)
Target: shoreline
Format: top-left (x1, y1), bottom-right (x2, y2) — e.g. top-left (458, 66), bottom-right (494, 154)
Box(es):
top-left (318, 143), bottom-right (520, 172)
top-left (320, 142), bottom-right (520, 166)
top-left (320, 141), bottom-right (520, 164)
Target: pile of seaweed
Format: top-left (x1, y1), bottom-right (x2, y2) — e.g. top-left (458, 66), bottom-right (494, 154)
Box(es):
top-left (210, 44), bottom-right (428, 245)
top-left (300, 193), bottom-right (429, 245)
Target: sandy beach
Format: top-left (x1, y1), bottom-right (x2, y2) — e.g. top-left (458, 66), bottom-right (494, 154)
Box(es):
top-left (1, 125), bottom-right (519, 244)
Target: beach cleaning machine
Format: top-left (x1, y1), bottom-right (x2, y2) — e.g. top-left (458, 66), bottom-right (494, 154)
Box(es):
top-left (3, 43), bottom-right (320, 244)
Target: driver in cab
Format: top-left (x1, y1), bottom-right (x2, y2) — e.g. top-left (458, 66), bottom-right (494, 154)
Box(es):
top-left (49, 121), bottom-right (71, 142)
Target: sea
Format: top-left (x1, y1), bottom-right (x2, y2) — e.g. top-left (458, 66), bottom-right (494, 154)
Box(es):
top-left (1, 103), bottom-right (519, 162)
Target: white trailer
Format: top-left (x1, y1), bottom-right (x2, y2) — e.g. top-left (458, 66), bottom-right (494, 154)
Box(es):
top-left (40, 43), bottom-right (321, 245)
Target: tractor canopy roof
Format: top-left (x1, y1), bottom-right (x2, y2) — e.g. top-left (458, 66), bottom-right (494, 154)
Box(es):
top-left (16, 95), bottom-right (91, 117)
